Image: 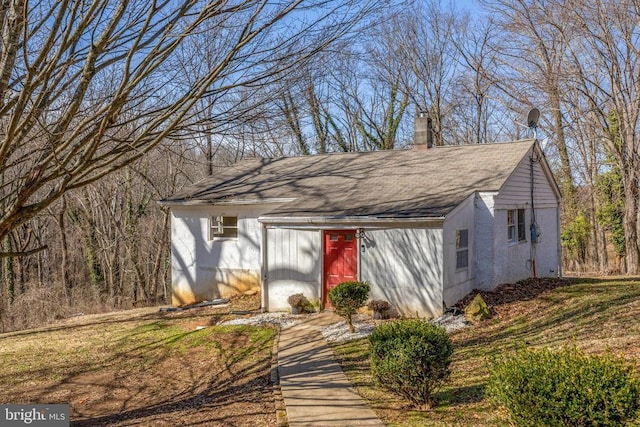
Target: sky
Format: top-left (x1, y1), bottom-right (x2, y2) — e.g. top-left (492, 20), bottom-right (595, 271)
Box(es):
top-left (453, 0), bottom-right (487, 16)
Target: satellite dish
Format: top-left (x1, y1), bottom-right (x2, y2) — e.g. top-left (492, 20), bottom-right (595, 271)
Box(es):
top-left (527, 108), bottom-right (540, 128)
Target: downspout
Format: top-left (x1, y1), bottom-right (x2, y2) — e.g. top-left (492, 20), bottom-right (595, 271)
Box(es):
top-left (557, 201), bottom-right (563, 278)
top-left (261, 224), bottom-right (268, 312)
top-left (530, 154), bottom-right (538, 279)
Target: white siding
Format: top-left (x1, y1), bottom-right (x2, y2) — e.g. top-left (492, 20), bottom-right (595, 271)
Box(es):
top-left (494, 150), bottom-right (558, 209)
top-left (443, 195), bottom-right (475, 306)
top-left (474, 192), bottom-right (498, 291)
top-left (494, 209), bottom-right (559, 285)
top-left (360, 228), bottom-right (444, 318)
top-left (531, 207), bottom-right (561, 277)
top-left (493, 207), bottom-right (531, 283)
top-left (490, 145), bottom-right (561, 288)
top-left (266, 228), bottom-right (321, 311)
top-left (170, 204), bottom-right (269, 305)
top-left (493, 206), bottom-right (560, 285)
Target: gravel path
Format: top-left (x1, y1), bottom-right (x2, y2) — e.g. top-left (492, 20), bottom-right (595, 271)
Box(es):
top-left (220, 312), bottom-right (303, 329)
top-left (321, 314), bottom-right (377, 343)
top-left (220, 311), bottom-right (468, 343)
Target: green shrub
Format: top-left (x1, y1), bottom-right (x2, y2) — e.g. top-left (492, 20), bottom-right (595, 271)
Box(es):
top-left (487, 345), bottom-right (640, 426)
top-left (302, 298), bottom-right (320, 313)
top-left (369, 320), bottom-right (453, 409)
top-left (328, 281), bottom-right (369, 333)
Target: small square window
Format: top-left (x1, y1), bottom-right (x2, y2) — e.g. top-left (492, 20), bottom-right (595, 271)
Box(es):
top-left (210, 216), bottom-right (238, 239)
top-left (330, 234), bottom-right (339, 241)
top-left (345, 234), bottom-right (354, 241)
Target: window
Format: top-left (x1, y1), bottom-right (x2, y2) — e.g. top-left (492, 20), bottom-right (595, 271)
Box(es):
top-left (456, 229), bottom-right (469, 269)
top-left (210, 216), bottom-right (238, 239)
top-left (507, 209), bottom-right (526, 243)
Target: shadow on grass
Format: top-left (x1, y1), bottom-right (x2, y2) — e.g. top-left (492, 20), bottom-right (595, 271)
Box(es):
top-left (1, 293), bottom-right (264, 339)
top-left (435, 383), bottom-right (485, 407)
top-left (0, 302), bottom-right (276, 426)
top-left (564, 276), bottom-right (640, 284)
top-left (66, 324), bottom-right (275, 426)
top-left (0, 311), bottom-right (229, 340)
top-left (329, 278), bottom-right (640, 426)
top-left (457, 280), bottom-right (640, 353)
top-left (70, 366), bottom-right (272, 426)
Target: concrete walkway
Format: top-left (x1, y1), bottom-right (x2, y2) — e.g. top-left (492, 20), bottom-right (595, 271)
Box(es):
top-left (277, 312), bottom-right (384, 427)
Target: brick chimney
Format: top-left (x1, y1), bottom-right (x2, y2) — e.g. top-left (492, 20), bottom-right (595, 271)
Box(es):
top-left (414, 111), bottom-right (433, 149)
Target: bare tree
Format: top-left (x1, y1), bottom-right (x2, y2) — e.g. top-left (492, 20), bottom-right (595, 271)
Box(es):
top-left (487, 0), bottom-right (576, 207)
top-left (273, 4), bottom-right (414, 155)
top-left (559, 0), bottom-right (640, 272)
top-left (395, 0), bottom-right (461, 146)
top-left (451, 15), bottom-right (502, 144)
top-left (0, 0), bottom-right (377, 247)
top-left (276, 58), bottom-right (348, 155)
top-left (487, 0), bottom-right (640, 273)
top-left (350, 15), bottom-right (411, 151)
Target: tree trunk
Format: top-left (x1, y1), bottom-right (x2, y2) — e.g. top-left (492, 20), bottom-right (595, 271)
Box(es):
top-left (3, 236), bottom-right (15, 303)
top-left (58, 197), bottom-right (72, 302)
top-left (206, 133), bottom-right (213, 176)
top-left (550, 93), bottom-right (575, 213)
top-left (151, 210), bottom-right (170, 298)
top-left (623, 182), bottom-right (640, 273)
top-left (598, 223), bottom-right (608, 272)
top-left (16, 249), bottom-right (25, 295)
top-left (80, 192), bottom-right (105, 297)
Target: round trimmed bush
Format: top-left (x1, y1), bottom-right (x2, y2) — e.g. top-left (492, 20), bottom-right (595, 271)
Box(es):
top-left (369, 320), bottom-right (453, 409)
top-left (328, 281), bottom-right (369, 333)
top-left (487, 345), bottom-right (640, 426)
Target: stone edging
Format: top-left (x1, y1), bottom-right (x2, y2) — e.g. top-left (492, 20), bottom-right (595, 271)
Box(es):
top-left (271, 327), bottom-right (288, 426)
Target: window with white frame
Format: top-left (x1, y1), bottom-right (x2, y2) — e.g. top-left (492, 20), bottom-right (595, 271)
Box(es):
top-left (507, 209), bottom-right (526, 243)
top-left (210, 216), bottom-right (238, 239)
top-left (456, 229), bottom-right (469, 269)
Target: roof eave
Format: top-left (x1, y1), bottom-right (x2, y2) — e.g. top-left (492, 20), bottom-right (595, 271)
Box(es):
top-left (258, 215), bottom-right (446, 227)
top-left (158, 197), bottom-right (296, 207)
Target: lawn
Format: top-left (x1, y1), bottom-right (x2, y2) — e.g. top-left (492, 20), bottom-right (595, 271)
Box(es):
top-left (0, 295), bottom-right (278, 426)
top-left (3, 279), bottom-right (639, 426)
top-left (331, 277), bottom-right (640, 426)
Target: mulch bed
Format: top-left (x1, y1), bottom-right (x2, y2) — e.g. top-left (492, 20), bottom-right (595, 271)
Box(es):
top-left (454, 277), bottom-right (575, 313)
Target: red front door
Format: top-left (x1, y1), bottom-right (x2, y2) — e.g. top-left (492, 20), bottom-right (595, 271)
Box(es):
top-left (323, 230), bottom-right (358, 308)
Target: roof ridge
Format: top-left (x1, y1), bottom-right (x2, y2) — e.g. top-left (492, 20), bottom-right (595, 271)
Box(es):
top-left (237, 139), bottom-right (535, 163)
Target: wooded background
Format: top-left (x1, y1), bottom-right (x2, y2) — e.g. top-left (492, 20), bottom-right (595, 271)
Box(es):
top-left (1, 0), bottom-right (638, 331)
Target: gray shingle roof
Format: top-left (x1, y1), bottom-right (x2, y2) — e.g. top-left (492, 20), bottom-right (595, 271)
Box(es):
top-left (162, 140), bottom-right (536, 218)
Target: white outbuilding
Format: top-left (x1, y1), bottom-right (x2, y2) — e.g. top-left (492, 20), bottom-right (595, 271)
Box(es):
top-left (160, 139), bottom-right (561, 318)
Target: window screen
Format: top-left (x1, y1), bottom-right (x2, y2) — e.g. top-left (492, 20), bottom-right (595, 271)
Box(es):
top-left (507, 209), bottom-right (526, 243)
top-left (456, 229), bottom-right (469, 269)
top-left (210, 216), bottom-right (238, 239)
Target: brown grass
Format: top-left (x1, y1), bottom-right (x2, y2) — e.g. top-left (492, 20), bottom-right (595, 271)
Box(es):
top-left (332, 277), bottom-right (640, 426)
top-left (4, 280), bottom-right (639, 426)
top-left (0, 294), bottom-right (277, 426)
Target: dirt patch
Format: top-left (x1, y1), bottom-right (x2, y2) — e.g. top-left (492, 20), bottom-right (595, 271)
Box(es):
top-left (0, 293), bottom-right (277, 426)
top-left (68, 346), bottom-right (273, 426)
